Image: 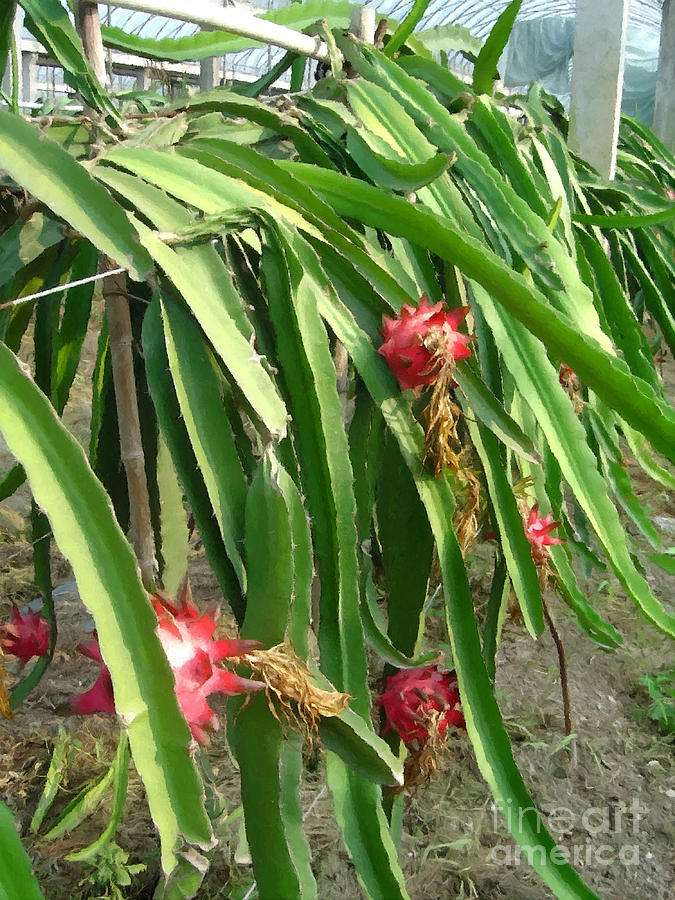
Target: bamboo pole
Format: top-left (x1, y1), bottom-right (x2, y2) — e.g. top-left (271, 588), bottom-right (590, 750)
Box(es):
top-left (106, 0), bottom-right (331, 63)
top-left (75, 1), bottom-right (109, 87)
top-left (76, 4), bottom-right (157, 588)
top-left (104, 268), bottom-right (157, 588)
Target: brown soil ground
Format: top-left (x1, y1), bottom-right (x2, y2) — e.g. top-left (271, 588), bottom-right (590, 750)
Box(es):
top-left (0, 316), bottom-right (673, 900)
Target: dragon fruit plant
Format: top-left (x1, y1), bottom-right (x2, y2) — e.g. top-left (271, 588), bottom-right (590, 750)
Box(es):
top-left (0, 4), bottom-right (673, 900)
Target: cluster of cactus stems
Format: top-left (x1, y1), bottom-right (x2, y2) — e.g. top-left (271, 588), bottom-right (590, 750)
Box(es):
top-left (0, 296), bottom-right (569, 764)
top-left (0, 5), bottom-right (672, 899)
top-left (0, 293), bottom-right (594, 811)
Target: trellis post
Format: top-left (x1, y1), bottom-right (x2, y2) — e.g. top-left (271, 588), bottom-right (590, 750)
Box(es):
top-left (653, 0), bottom-right (675, 152)
top-left (199, 0), bottom-right (228, 92)
top-left (75, 0), bottom-right (109, 87)
top-left (568, 0), bottom-right (629, 179)
top-left (75, 1), bottom-right (157, 588)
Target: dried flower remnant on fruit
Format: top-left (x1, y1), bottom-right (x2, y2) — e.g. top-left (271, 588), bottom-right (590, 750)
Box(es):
top-left (71, 639), bottom-right (116, 715)
top-left (153, 582), bottom-right (264, 745)
top-left (0, 604), bottom-right (49, 663)
top-left (449, 463), bottom-right (484, 556)
top-left (378, 296), bottom-right (472, 392)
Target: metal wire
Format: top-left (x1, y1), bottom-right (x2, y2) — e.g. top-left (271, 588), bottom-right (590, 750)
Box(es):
top-left (0, 267), bottom-right (126, 311)
top-left (2, 531), bottom-right (52, 566)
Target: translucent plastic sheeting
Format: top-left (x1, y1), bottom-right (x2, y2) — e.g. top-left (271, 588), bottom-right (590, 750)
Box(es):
top-left (20, 1), bottom-right (667, 123)
top-left (501, 17), bottom-right (659, 123)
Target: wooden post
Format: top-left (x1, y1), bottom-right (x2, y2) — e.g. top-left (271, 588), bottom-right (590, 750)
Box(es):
top-left (104, 268), bottom-right (157, 588)
top-left (76, 4), bottom-right (157, 588)
top-left (75, 1), bottom-right (109, 87)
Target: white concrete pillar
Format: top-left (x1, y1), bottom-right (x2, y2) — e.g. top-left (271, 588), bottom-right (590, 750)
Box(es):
top-left (349, 6), bottom-right (376, 43)
top-left (653, 0), bottom-right (675, 152)
top-left (569, 0), bottom-right (629, 179)
top-left (135, 67), bottom-right (152, 90)
top-left (199, 55), bottom-right (220, 91)
top-left (21, 51), bottom-right (36, 104)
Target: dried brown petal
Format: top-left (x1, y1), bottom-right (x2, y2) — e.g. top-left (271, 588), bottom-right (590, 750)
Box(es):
top-left (243, 642), bottom-right (350, 744)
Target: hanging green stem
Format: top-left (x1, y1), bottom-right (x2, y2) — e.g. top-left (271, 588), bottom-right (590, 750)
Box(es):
top-left (384, 0), bottom-right (430, 57)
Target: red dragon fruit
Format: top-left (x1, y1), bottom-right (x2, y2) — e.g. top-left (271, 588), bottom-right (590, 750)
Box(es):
top-left (378, 296), bottom-right (473, 391)
top-left (152, 585), bottom-right (264, 745)
top-left (0, 604), bottom-right (49, 663)
top-left (379, 666), bottom-right (465, 748)
top-left (71, 639), bottom-right (115, 715)
top-left (71, 583), bottom-right (263, 745)
top-left (524, 503), bottom-right (565, 564)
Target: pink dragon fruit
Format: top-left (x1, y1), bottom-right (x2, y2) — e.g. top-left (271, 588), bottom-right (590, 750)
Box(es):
top-left (524, 503), bottom-right (565, 564)
top-left (152, 585), bottom-right (264, 745)
top-left (379, 666), bottom-right (465, 748)
top-left (71, 583), bottom-right (263, 745)
top-left (0, 604), bottom-right (49, 663)
top-left (379, 296), bottom-right (473, 391)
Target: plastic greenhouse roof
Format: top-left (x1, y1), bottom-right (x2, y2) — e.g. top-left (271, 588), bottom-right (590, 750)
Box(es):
top-left (102, 0), bottom-right (664, 43)
top-left (98, 0), bottom-right (664, 86)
